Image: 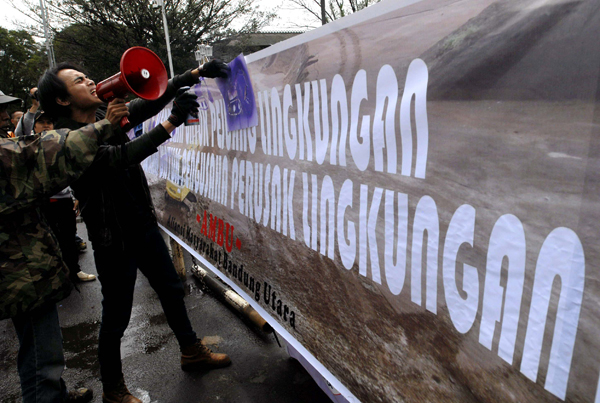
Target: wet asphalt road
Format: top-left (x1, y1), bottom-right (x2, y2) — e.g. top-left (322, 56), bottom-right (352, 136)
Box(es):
top-left (0, 222), bottom-right (331, 403)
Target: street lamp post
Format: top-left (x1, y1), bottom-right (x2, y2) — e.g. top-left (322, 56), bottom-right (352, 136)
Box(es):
top-left (39, 0), bottom-right (56, 68)
top-left (152, 0), bottom-right (174, 78)
top-left (194, 44), bottom-right (212, 66)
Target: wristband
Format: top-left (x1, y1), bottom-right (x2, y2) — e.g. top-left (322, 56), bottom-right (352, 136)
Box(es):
top-left (168, 113), bottom-right (184, 127)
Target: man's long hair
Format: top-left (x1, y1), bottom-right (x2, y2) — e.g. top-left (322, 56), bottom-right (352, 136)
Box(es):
top-left (37, 62), bottom-right (88, 119)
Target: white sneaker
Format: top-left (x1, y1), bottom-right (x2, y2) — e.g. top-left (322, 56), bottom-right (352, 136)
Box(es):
top-left (77, 271), bottom-right (96, 282)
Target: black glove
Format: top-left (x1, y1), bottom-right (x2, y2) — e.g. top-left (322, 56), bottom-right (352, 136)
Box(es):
top-left (199, 59), bottom-right (230, 79)
top-left (168, 87), bottom-right (199, 127)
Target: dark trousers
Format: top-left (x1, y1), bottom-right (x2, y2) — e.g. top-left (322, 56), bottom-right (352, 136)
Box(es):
top-left (93, 224), bottom-right (197, 383)
top-left (42, 198), bottom-right (80, 280)
top-left (12, 303), bottom-right (68, 403)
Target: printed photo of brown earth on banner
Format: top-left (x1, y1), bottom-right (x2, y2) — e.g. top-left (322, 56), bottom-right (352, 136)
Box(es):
top-left (141, 0), bottom-right (600, 401)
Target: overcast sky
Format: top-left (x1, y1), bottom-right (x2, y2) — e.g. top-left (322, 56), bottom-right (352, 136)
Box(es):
top-left (0, 0), bottom-right (317, 33)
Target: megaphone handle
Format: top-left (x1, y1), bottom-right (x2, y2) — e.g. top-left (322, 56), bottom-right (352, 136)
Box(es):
top-left (120, 116), bottom-right (132, 131)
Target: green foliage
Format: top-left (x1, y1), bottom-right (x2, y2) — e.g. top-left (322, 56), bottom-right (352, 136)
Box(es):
top-left (52, 23), bottom-right (126, 81)
top-left (0, 27), bottom-right (47, 108)
top-left (43, 0), bottom-right (274, 80)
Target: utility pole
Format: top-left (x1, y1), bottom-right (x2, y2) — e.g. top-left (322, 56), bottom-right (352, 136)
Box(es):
top-left (152, 0), bottom-right (174, 78)
top-left (39, 0), bottom-right (56, 67)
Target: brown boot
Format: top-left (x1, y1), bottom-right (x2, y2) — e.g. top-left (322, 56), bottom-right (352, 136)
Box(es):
top-left (181, 339), bottom-right (232, 371)
top-left (102, 377), bottom-right (142, 403)
top-left (66, 387), bottom-right (93, 403)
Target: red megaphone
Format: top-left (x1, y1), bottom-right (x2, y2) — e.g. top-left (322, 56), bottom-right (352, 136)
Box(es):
top-left (96, 47), bottom-right (169, 128)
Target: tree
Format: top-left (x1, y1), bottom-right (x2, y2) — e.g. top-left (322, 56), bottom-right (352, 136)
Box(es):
top-left (0, 27), bottom-right (47, 104)
top-left (52, 23), bottom-right (135, 81)
top-left (16, 0), bottom-right (274, 81)
top-left (288, 0), bottom-right (380, 25)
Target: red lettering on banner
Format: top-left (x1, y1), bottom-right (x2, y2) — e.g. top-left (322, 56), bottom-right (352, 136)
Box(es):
top-left (200, 211), bottom-right (208, 236)
top-left (196, 209), bottom-right (242, 252)
top-left (208, 214), bottom-right (217, 242)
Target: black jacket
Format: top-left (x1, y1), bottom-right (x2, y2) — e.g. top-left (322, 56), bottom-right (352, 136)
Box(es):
top-left (55, 70), bottom-right (198, 249)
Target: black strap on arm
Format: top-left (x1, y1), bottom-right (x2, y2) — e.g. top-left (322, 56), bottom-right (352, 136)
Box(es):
top-left (122, 124), bottom-right (170, 166)
top-left (91, 123), bottom-right (170, 170)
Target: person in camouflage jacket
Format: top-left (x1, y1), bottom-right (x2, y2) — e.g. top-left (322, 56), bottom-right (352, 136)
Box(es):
top-left (0, 120), bottom-right (115, 318)
top-left (1, 105), bottom-right (127, 403)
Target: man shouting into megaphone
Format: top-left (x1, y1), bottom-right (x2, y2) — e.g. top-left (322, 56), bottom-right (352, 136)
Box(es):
top-left (38, 58), bottom-right (230, 403)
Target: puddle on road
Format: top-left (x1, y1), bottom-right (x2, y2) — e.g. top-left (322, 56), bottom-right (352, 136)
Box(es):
top-left (140, 333), bottom-right (171, 354)
top-left (121, 307), bottom-right (174, 358)
top-left (250, 371), bottom-right (267, 384)
top-left (62, 321), bottom-right (101, 374)
top-left (62, 310), bottom-right (174, 371)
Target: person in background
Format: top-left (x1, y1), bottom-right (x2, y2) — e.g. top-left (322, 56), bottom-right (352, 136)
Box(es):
top-left (75, 233), bottom-right (87, 251)
top-left (17, 89), bottom-right (90, 254)
top-left (32, 111), bottom-right (53, 132)
top-left (14, 87), bottom-right (41, 137)
top-left (1, 87), bottom-right (130, 403)
top-left (0, 90), bottom-right (21, 138)
top-left (31, 111), bottom-right (97, 283)
top-left (11, 110), bottom-right (24, 130)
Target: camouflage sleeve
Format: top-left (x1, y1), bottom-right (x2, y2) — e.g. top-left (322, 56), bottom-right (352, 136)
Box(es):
top-left (0, 119), bottom-right (114, 214)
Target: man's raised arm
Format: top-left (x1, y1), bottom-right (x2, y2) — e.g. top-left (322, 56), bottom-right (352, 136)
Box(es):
top-left (127, 60), bottom-right (230, 126)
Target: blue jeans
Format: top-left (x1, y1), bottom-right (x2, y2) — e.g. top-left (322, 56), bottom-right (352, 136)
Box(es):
top-left (11, 303), bottom-right (68, 403)
top-left (93, 224), bottom-right (197, 383)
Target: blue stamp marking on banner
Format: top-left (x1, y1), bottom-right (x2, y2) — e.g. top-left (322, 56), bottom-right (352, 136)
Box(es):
top-left (216, 54), bottom-right (258, 131)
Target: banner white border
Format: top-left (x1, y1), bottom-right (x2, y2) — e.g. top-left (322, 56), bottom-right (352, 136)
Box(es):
top-left (159, 224), bottom-right (361, 403)
top-left (246, 0), bottom-right (424, 63)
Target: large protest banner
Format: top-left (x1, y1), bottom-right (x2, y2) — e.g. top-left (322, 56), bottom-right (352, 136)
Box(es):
top-left (141, 0), bottom-right (600, 401)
